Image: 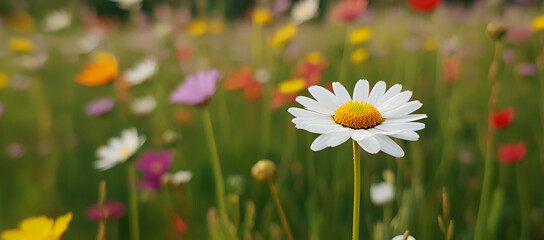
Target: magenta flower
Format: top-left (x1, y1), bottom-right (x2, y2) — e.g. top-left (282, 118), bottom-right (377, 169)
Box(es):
top-left (141, 175), bottom-right (162, 190)
top-left (138, 150), bottom-right (174, 177)
top-left (170, 69), bottom-right (219, 106)
top-left (0, 101), bottom-right (3, 118)
top-left (516, 62), bottom-right (537, 76)
top-left (86, 201), bottom-right (126, 221)
top-left (85, 98), bottom-right (114, 116)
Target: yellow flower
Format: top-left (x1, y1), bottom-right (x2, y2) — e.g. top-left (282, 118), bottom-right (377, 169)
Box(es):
top-left (252, 8), bottom-right (273, 25)
top-left (9, 38), bottom-right (34, 52)
top-left (0, 72), bottom-right (8, 90)
top-left (307, 52), bottom-right (323, 65)
top-left (350, 47), bottom-right (369, 64)
top-left (187, 20), bottom-right (207, 36)
top-left (349, 27), bottom-right (372, 45)
top-left (75, 52), bottom-right (118, 86)
top-left (532, 14), bottom-right (544, 31)
top-left (1, 212), bottom-right (73, 240)
top-left (5, 11), bottom-right (35, 33)
top-left (208, 19), bottom-right (225, 34)
top-left (278, 78), bottom-right (306, 94)
top-left (423, 37), bottom-right (439, 51)
top-left (270, 23), bottom-right (297, 48)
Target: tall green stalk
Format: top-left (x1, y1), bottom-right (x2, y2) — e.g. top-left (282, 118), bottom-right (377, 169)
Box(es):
top-left (352, 140), bottom-right (361, 240)
top-left (202, 107), bottom-right (227, 217)
top-left (127, 164), bottom-right (140, 240)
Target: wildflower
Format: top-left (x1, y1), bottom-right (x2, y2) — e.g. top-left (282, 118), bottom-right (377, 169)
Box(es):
top-left (502, 49), bottom-right (515, 64)
top-left (532, 14), bottom-right (544, 31)
top-left (171, 69), bottom-right (219, 106)
top-left (297, 53), bottom-right (329, 86)
top-left (392, 235), bottom-right (416, 240)
top-left (244, 80), bottom-right (263, 100)
top-left (187, 20), bottom-right (207, 36)
top-left (408, 0), bottom-right (441, 12)
top-left (1, 212), bottom-right (72, 240)
top-left (351, 47), bottom-right (369, 64)
top-left (291, 0), bottom-right (319, 25)
top-left (43, 10), bottom-right (71, 32)
top-left (6, 143), bottom-right (24, 158)
top-left (123, 59), bottom-right (158, 86)
top-left (252, 8), bottom-right (273, 25)
top-left (0, 72), bottom-right (8, 90)
top-left (75, 52), bottom-right (118, 86)
top-left (94, 128), bottom-right (146, 171)
top-left (288, 79), bottom-right (426, 156)
top-left (349, 27), bottom-right (372, 45)
top-left (131, 96), bottom-right (156, 115)
top-left (86, 98), bottom-right (114, 116)
top-left (459, 149), bottom-right (473, 164)
top-left (138, 150), bottom-right (173, 178)
top-left (515, 62), bottom-right (537, 76)
top-left (9, 38), bottom-right (34, 52)
top-left (78, 31), bottom-right (105, 53)
top-left (86, 201), bottom-right (126, 221)
top-left (255, 68), bottom-right (270, 84)
top-left (506, 26), bottom-right (531, 43)
top-left (171, 214), bottom-right (187, 234)
top-left (486, 21), bottom-right (508, 40)
top-left (110, 0), bottom-right (141, 10)
top-left (20, 53), bottom-right (48, 70)
top-left (333, 0), bottom-right (368, 22)
top-left (0, 101), bottom-right (3, 118)
top-left (163, 170), bottom-right (193, 186)
top-left (279, 78), bottom-right (307, 94)
top-left (441, 37), bottom-right (458, 54)
top-left (223, 67), bottom-right (255, 91)
top-left (173, 108), bottom-right (193, 125)
top-left (370, 182), bottom-right (395, 205)
top-left (442, 57), bottom-right (459, 82)
top-left (423, 37), bottom-right (439, 51)
top-left (498, 141), bottom-right (526, 163)
top-left (270, 23), bottom-right (297, 48)
top-left (251, 160), bottom-right (277, 182)
top-left (176, 47), bottom-right (192, 62)
top-left (208, 19), bottom-right (224, 34)
top-left (489, 108), bottom-right (514, 129)
top-left (5, 11), bottom-right (34, 33)
top-left (273, 0), bottom-right (291, 15)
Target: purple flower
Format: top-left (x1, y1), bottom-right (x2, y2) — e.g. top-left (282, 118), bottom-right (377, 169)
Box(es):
top-left (0, 101), bottom-right (3, 118)
top-left (502, 49), bottom-right (515, 64)
top-left (138, 150), bottom-right (173, 177)
top-left (170, 69), bottom-right (219, 106)
top-left (85, 98), bottom-right (114, 116)
top-left (86, 201), bottom-right (126, 221)
top-left (516, 62), bottom-right (537, 76)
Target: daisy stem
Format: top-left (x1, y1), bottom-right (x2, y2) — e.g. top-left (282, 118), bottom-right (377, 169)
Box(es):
top-left (97, 180), bottom-right (107, 240)
top-left (202, 107), bottom-right (227, 218)
top-left (127, 163), bottom-right (140, 240)
top-left (352, 140), bottom-right (361, 240)
top-left (268, 180), bottom-right (293, 240)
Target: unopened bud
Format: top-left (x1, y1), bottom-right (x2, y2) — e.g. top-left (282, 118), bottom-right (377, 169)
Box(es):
top-left (251, 160), bottom-right (277, 182)
top-left (486, 22), bottom-right (508, 40)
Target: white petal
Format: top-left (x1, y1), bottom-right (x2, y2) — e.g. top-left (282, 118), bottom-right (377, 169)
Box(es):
top-left (350, 129), bottom-right (373, 141)
top-left (353, 79), bottom-right (369, 102)
top-left (367, 81), bottom-right (386, 105)
top-left (308, 86), bottom-right (342, 110)
top-left (301, 123), bottom-right (342, 134)
top-left (377, 91), bottom-right (412, 113)
top-left (381, 101), bottom-right (422, 118)
top-left (377, 122), bottom-right (426, 131)
top-left (310, 134), bottom-right (330, 151)
top-left (295, 96), bottom-right (335, 115)
top-left (357, 137), bottom-right (381, 154)
top-left (332, 82), bottom-right (351, 103)
top-left (389, 130), bottom-right (420, 141)
top-left (375, 84), bottom-right (402, 106)
top-left (325, 128), bottom-right (353, 147)
top-left (375, 135), bottom-right (404, 158)
top-left (385, 114), bottom-right (427, 123)
top-left (288, 107), bottom-right (331, 120)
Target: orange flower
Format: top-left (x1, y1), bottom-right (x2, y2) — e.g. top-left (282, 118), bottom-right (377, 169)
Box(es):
top-left (75, 52), bottom-right (118, 86)
top-left (223, 67), bottom-right (254, 90)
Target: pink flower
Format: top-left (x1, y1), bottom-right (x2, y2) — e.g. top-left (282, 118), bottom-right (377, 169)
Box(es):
top-left (502, 49), bottom-right (515, 64)
top-left (170, 69), bottom-right (219, 106)
top-left (442, 57), bottom-right (459, 82)
top-left (333, 0), bottom-right (368, 22)
top-left (506, 26), bottom-right (531, 43)
top-left (0, 101), bottom-right (3, 118)
top-left (86, 201), bottom-right (126, 221)
top-left (497, 141), bottom-right (526, 163)
top-left (86, 98), bottom-right (114, 116)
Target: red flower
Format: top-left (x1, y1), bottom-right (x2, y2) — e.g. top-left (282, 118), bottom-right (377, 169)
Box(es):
top-left (171, 214), bottom-right (187, 233)
top-left (497, 141), bottom-right (526, 163)
top-left (176, 47), bottom-right (192, 62)
top-left (489, 108), bottom-right (515, 129)
top-left (408, 0), bottom-right (442, 12)
top-left (442, 57), bottom-right (459, 82)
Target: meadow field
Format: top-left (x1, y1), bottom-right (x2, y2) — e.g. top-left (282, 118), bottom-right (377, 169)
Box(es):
top-left (0, 0), bottom-right (543, 239)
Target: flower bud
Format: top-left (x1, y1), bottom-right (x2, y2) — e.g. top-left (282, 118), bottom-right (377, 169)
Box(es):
top-left (251, 160), bottom-right (277, 182)
top-left (486, 22), bottom-right (508, 40)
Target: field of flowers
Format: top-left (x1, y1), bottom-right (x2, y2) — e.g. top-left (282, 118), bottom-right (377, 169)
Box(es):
top-left (0, 0), bottom-right (543, 239)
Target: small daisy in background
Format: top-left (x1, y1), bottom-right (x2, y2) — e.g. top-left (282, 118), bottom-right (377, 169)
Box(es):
top-left (110, 0), bottom-right (142, 10)
top-left (291, 0), bottom-right (319, 25)
top-left (131, 96), bottom-right (157, 116)
top-left (123, 59), bottom-right (158, 87)
top-left (94, 128), bottom-right (145, 171)
top-left (43, 10), bottom-right (71, 32)
top-left (370, 181), bottom-right (395, 205)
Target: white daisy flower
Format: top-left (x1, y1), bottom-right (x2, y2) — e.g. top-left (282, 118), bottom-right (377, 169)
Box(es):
top-left (78, 31), bottom-right (105, 53)
top-left (171, 171), bottom-right (193, 184)
top-left (288, 79), bottom-right (426, 157)
top-left (131, 96), bottom-right (157, 115)
top-left (43, 10), bottom-right (71, 32)
top-left (291, 0), bottom-right (319, 25)
top-left (392, 235), bottom-right (415, 240)
top-left (94, 128), bottom-right (146, 171)
top-left (370, 181), bottom-right (394, 205)
top-left (110, 0), bottom-right (142, 10)
top-left (124, 59), bottom-right (158, 86)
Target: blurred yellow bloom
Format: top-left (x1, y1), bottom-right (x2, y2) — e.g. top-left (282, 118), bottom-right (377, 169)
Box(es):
top-left (75, 52), bottom-right (118, 86)
top-left (6, 11), bottom-right (35, 33)
top-left (270, 23), bottom-right (297, 48)
top-left (307, 52), bottom-right (323, 64)
top-left (9, 38), bottom-right (34, 52)
top-left (0, 72), bottom-right (8, 90)
top-left (351, 47), bottom-right (369, 64)
top-left (423, 37), bottom-right (439, 51)
top-left (532, 14), bottom-right (544, 31)
top-left (187, 20), bottom-right (207, 36)
top-left (208, 20), bottom-right (225, 34)
top-left (1, 212), bottom-right (72, 240)
top-left (252, 8), bottom-right (273, 25)
top-left (278, 78), bottom-right (306, 94)
top-left (349, 27), bottom-right (372, 44)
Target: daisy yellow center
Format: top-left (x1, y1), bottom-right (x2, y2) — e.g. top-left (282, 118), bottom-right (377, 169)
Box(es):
top-left (120, 146), bottom-right (133, 159)
top-left (333, 100), bottom-right (383, 129)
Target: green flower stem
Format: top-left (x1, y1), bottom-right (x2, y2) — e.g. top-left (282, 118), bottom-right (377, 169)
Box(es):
top-left (339, 25), bottom-right (352, 85)
top-left (127, 163), bottom-right (140, 240)
top-left (202, 107), bottom-right (227, 217)
top-left (352, 140), bottom-right (361, 240)
top-left (268, 181), bottom-right (293, 240)
top-left (516, 164), bottom-right (530, 240)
